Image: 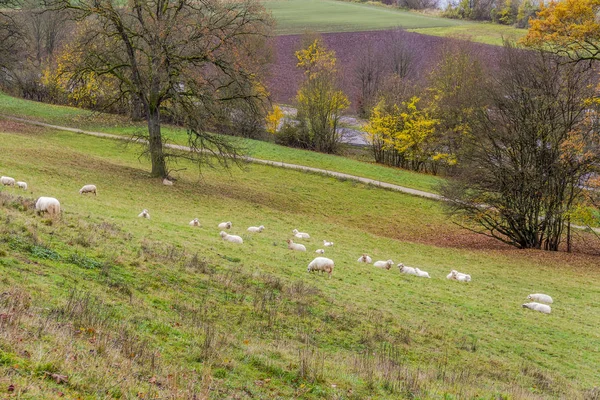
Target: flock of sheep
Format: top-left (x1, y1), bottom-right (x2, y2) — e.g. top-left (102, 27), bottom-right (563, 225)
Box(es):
top-left (1, 176), bottom-right (555, 314)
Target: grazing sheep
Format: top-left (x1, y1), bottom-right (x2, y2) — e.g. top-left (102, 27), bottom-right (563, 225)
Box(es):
top-left (35, 197), bottom-right (61, 217)
top-left (415, 268), bottom-right (431, 278)
top-left (323, 240), bottom-right (334, 247)
top-left (307, 257), bottom-right (334, 278)
top-left (357, 254), bottom-right (372, 263)
top-left (447, 270), bottom-right (471, 282)
top-left (287, 239), bottom-right (306, 252)
top-left (397, 263), bottom-right (417, 275)
top-left (1, 176), bottom-right (15, 186)
top-left (220, 231), bottom-right (243, 244)
top-left (189, 218), bottom-right (200, 227)
top-left (163, 178), bottom-right (173, 186)
top-left (522, 302), bottom-right (551, 314)
top-left (293, 229), bottom-right (310, 239)
top-left (218, 221), bottom-right (232, 229)
top-left (315, 249), bottom-right (325, 254)
top-left (16, 181), bottom-right (27, 190)
top-left (373, 260), bottom-right (393, 270)
top-left (527, 294), bottom-right (553, 304)
top-left (247, 225), bottom-right (265, 233)
top-left (138, 209), bottom-right (150, 219)
top-left (79, 184), bottom-right (97, 196)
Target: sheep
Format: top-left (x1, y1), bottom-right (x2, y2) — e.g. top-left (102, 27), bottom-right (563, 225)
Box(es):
top-left (414, 268), bottom-right (431, 278)
top-left (373, 260), bottom-right (393, 270)
top-left (292, 229), bottom-right (310, 239)
top-left (287, 239), bottom-right (306, 252)
top-left (218, 221), bottom-right (232, 229)
top-left (16, 181), bottom-right (27, 190)
top-left (1, 176), bottom-right (15, 186)
top-left (315, 249), bottom-right (325, 254)
top-left (527, 294), bottom-right (553, 304)
top-left (35, 197), bottom-right (61, 217)
top-left (323, 240), bottom-right (334, 247)
top-left (397, 263), bottom-right (417, 275)
top-left (79, 184), bottom-right (97, 196)
top-left (446, 270), bottom-right (471, 282)
top-left (522, 302), bottom-right (551, 314)
top-left (138, 209), bottom-right (150, 219)
top-left (220, 231), bottom-right (243, 244)
top-left (357, 254), bottom-right (372, 264)
top-left (162, 178), bottom-right (173, 186)
top-left (247, 225), bottom-right (265, 233)
top-left (307, 257), bottom-right (334, 278)
top-left (189, 218), bottom-right (200, 227)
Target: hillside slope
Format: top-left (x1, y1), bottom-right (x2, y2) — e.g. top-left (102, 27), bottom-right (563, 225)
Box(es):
top-left (0, 121), bottom-right (599, 398)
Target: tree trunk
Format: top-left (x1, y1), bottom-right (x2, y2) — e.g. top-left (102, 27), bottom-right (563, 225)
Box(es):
top-left (147, 106), bottom-right (166, 178)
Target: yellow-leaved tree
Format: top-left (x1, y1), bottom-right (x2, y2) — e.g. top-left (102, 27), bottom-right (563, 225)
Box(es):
top-left (265, 105), bottom-right (284, 135)
top-left (522, 0), bottom-right (600, 61)
top-left (295, 38), bottom-right (349, 153)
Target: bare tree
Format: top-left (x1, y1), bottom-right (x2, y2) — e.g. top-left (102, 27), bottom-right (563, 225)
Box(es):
top-left (443, 45), bottom-right (600, 251)
top-left (50, 0), bottom-right (272, 178)
top-left (0, 0), bottom-right (22, 72)
top-left (354, 44), bottom-right (384, 117)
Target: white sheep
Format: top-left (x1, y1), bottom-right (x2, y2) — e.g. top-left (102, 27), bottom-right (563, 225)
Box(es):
top-left (522, 302), bottom-right (551, 314)
top-left (1, 176), bottom-right (15, 186)
top-left (307, 257), bottom-right (334, 278)
top-left (415, 268), bottom-right (431, 278)
top-left (138, 209), bottom-right (150, 219)
top-left (287, 239), bottom-right (306, 252)
top-left (527, 294), bottom-right (553, 304)
top-left (220, 231), bottom-right (243, 244)
top-left (162, 178), bottom-right (173, 186)
top-left (446, 270), bottom-right (471, 282)
top-left (247, 225), bottom-right (265, 233)
top-left (189, 218), bottom-right (200, 227)
top-left (218, 221), bottom-right (232, 229)
top-left (397, 263), bottom-right (417, 275)
top-left (373, 260), bottom-right (393, 270)
top-left (293, 229), bottom-right (310, 239)
top-left (35, 197), bottom-right (61, 217)
top-left (315, 249), bottom-right (325, 254)
top-left (79, 184), bottom-right (97, 196)
top-left (16, 181), bottom-right (27, 190)
top-left (323, 240), bottom-right (334, 247)
top-left (357, 254), bottom-right (372, 263)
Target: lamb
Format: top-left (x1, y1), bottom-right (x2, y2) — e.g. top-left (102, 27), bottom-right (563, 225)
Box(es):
top-left (315, 249), bottom-right (325, 254)
top-left (218, 221), bottom-right (232, 229)
top-left (287, 239), bottom-right (306, 252)
top-left (247, 225), bottom-right (265, 233)
top-left (1, 176), bottom-right (15, 186)
top-left (373, 260), bottom-right (393, 270)
top-left (138, 209), bottom-right (150, 219)
top-left (446, 270), bottom-right (471, 282)
top-left (323, 240), bottom-right (334, 247)
top-left (414, 268), bottom-right (431, 278)
top-left (357, 254), bottom-right (372, 264)
top-left (292, 229), bottom-right (310, 239)
top-left (522, 302), bottom-right (551, 314)
top-left (189, 218), bottom-right (200, 227)
top-left (220, 231), bottom-right (243, 244)
top-left (397, 263), bottom-right (417, 275)
top-left (35, 197), bottom-right (61, 217)
top-left (79, 184), bottom-right (97, 196)
top-left (307, 257), bottom-right (334, 278)
top-left (16, 181), bottom-right (27, 190)
top-left (527, 294), bottom-right (553, 304)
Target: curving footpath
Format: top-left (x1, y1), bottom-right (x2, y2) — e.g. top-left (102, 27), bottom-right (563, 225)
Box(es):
top-left (1, 114), bottom-right (442, 200)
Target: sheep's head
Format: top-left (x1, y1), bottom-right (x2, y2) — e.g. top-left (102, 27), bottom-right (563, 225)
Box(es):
top-left (397, 262), bottom-right (404, 270)
top-left (385, 264), bottom-right (391, 270)
top-left (522, 303), bottom-right (530, 309)
top-left (220, 231), bottom-right (227, 238)
top-left (361, 254), bottom-right (367, 262)
top-left (286, 239), bottom-right (292, 245)
top-left (527, 295), bottom-right (533, 300)
top-left (226, 222), bottom-right (232, 228)
top-left (259, 225), bottom-right (264, 231)
top-left (293, 229), bottom-right (299, 234)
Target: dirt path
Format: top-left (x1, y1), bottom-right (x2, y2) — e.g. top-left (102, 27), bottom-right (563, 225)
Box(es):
top-left (1, 114), bottom-right (442, 200)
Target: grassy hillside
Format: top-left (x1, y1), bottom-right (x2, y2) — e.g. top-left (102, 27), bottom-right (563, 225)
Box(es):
top-left (264, 0), bottom-right (525, 45)
top-left (1, 119), bottom-right (599, 398)
top-left (0, 92), bottom-right (444, 193)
